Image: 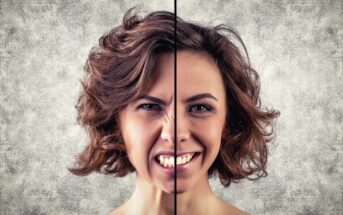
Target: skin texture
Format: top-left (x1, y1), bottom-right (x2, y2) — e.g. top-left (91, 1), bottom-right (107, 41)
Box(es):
top-left (176, 50), bottom-right (227, 194)
top-left (176, 51), bottom-right (246, 215)
top-left (111, 52), bottom-right (175, 215)
top-left (109, 51), bottom-right (246, 215)
top-left (119, 52), bottom-right (175, 194)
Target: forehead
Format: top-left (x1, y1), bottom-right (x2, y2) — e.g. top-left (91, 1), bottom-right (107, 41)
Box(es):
top-left (144, 51), bottom-right (225, 101)
top-left (176, 51), bottom-right (225, 98)
top-left (153, 52), bottom-right (174, 80)
top-left (144, 52), bottom-right (174, 101)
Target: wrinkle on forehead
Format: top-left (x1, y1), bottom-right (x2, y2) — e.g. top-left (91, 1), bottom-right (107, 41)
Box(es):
top-left (165, 95), bottom-right (175, 106)
top-left (143, 52), bottom-right (174, 106)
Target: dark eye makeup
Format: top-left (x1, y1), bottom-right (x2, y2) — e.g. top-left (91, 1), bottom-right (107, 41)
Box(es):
top-left (188, 103), bottom-right (215, 113)
top-left (137, 102), bottom-right (215, 114)
top-left (137, 103), bottom-right (163, 112)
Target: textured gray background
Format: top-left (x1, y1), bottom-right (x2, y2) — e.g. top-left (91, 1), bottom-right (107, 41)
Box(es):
top-left (0, 0), bottom-right (342, 214)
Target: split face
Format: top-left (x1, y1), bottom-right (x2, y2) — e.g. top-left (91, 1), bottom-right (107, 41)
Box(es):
top-left (118, 50), bottom-right (227, 194)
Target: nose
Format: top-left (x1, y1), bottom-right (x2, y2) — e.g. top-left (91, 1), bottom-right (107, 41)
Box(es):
top-left (161, 111), bottom-right (175, 144)
top-left (176, 112), bottom-right (190, 144)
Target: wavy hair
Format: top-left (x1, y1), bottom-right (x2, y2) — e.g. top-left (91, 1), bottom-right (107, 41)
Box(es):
top-left (69, 9), bottom-right (280, 186)
top-left (69, 9), bottom-right (175, 176)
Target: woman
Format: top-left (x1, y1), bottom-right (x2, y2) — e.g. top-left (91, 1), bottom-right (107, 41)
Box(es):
top-left (69, 9), bottom-right (279, 215)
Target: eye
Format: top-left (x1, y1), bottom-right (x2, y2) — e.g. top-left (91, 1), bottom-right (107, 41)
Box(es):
top-left (188, 103), bottom-right (214, 113)
top-left (137, 103), bottom-right (163, 112)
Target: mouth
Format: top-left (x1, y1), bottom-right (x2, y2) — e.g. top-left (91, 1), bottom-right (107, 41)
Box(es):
top-left (154, 152), bottom-right (200, 168)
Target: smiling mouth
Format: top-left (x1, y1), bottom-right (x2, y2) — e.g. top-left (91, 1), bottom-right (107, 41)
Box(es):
top-left (155, 153), bottom-right (199, 168)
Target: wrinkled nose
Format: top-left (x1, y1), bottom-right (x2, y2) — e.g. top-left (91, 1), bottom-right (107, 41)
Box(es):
top-left (161, 111), bottom-right (175, 144)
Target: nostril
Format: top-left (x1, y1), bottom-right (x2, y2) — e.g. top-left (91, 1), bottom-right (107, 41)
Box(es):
top-left (177, 132), bottom-right (190, 143)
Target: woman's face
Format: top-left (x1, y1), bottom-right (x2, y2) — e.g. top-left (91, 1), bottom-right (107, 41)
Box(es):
top-left (176, 51), bottom-right (227, 193)
top-left (118, 50), bottom-right (227, 194)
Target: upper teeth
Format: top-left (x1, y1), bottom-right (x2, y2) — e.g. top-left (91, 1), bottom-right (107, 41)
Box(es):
top-left (158, 153), bottom-right (195, 168)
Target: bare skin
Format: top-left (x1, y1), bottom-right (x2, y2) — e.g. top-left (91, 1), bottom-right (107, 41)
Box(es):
top-left (109, 174), bottom-right (246, 215)
top-left (176, 174), bottom-right (247, 215)
top-left (108, 51), bottom-right (247, 215)
top-left (175, 51), bottom-right (247, 215)
top-left (108, 174), bottom-right (174, 215)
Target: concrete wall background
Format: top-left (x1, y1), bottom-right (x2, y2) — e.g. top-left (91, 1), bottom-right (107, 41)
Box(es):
top-left (0, 0), bottom-right (342, 214)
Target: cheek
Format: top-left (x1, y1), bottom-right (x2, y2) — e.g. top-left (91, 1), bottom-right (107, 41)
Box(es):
top-left (191, 117), bottom-right (224, 157)
top-left (123, 120), bottom-right (150, 151)
top-left (120, 115), bottom-right (159, 167)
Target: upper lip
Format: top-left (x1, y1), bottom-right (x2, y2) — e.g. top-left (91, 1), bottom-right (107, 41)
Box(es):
top-left (155, 151), bottom-right (174, 157)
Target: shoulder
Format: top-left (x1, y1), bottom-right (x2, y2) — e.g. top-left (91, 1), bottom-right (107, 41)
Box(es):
top-left (107, 209), bottom-right (121, 215)
top-left (221, 203), bottom-right (248, 215)
top-left (107, 205), bottom-right (126, 215)
top-left (212, 197), bottom-right (249, 215)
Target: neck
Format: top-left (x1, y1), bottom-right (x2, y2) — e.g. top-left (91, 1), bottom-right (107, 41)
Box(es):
top-left (176, 173), bottom-right (216, 215)
top-left (122, 173), bottom-right (217, 215)
top-left (125, 174), bottom-right (174, 215)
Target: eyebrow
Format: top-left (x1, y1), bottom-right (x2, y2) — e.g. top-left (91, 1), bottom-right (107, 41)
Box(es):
top-left (185, 93), bottom-right (218, 103)
top-left (137, 95), bottom-right (167, 105)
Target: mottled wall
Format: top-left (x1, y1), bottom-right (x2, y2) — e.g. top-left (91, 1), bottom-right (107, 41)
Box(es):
top-left (0, 0), bottom-right (342, 214)
top-left (179, 1), bottom-right (343, 215)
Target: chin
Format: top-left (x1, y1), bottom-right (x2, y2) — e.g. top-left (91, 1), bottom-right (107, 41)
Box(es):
top-left (175, 180), bottom-right (194, 194)
top-left (159, 184), bottom-right (175, 194)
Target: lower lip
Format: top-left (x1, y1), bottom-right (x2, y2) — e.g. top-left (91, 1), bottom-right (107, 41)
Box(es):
top-left (176, 153), bottom-right (200, 173)
top-left (155, 160), bottom-right (175, 175)
top-left (154, 153), bottom-right (200, 175)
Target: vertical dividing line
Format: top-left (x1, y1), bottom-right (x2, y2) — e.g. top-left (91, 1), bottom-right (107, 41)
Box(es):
top-left (173, 0), bottom-right (177, 214)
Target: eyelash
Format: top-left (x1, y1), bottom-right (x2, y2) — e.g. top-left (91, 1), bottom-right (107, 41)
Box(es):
top-left (188, 103), bottom-right (214, 113)
top-left (137, 103), bottom-right (163, 112)
top-left (137, 103), bottom-right (214, 113)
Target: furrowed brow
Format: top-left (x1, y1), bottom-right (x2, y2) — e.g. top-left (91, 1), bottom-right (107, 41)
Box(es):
top-left (137, 95), bottom-right (167, 105)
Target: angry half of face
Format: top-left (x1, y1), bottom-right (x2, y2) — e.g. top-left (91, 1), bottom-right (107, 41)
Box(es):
top-left (118, 52), bottom-right (176, 193)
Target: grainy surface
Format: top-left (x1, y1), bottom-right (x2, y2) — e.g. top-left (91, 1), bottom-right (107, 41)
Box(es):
top-left (0, 0), bottom-right (342, 214)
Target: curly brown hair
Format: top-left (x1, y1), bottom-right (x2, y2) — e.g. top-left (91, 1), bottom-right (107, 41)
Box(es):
top-left (69, 9), bottom-right (280, 186)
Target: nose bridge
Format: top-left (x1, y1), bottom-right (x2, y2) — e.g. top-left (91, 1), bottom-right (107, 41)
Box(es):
top-left (161, 109), bottom-right (175, 144)
top-left (176, 104), bottom-right (190, 143)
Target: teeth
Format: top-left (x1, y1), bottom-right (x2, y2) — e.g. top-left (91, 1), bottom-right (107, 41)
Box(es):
top-left (158, 153), bottom-right (195, 168)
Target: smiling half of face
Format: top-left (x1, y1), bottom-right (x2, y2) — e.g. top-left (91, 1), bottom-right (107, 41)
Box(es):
top-left (176, 50), bottom-right (227, 194)
top-left (118, 52), bottom-right (176, 193)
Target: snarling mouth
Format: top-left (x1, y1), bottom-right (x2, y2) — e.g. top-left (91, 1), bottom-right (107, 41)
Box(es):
top-left (155, 153), bottom-right (198, 168)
